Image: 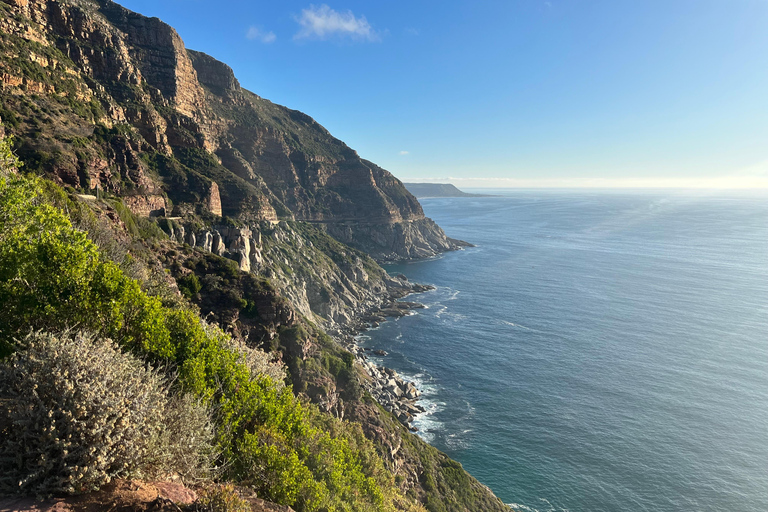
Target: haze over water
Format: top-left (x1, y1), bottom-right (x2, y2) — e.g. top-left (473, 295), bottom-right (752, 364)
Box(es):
top-left (359, 190), bottom-right (768, 511)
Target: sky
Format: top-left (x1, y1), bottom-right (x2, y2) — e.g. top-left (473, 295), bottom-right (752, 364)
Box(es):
top-left (115, 0), bottom-right (768, 188)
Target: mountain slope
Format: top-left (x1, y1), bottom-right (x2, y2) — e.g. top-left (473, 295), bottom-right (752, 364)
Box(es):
top-left (0, 0), bottom-right (509, 510)
top-left (0, 0), bottom-right (462, 259)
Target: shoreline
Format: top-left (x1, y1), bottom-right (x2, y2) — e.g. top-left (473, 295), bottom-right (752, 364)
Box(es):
top-left (328, 279), bottom-right (435, 431)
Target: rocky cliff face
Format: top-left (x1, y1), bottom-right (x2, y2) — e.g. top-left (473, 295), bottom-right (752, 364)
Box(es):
top-left (0, 0), bottom-right (462, 260)
top-left (0, 2), bottom-right (510, 509)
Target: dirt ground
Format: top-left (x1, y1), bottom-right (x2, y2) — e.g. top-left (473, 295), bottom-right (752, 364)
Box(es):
top-left (0, 480), bottom-right (294, 512)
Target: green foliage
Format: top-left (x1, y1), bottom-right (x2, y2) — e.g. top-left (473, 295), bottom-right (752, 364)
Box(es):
top-left (173, 251), bottom-right (288, 341)
top-left (92, 123), bottom-right (135, 145)
top-left (0, 173), bottom-right (173, 357)
top-left (178, 272), bottom-right (202, 298)
top-left (137, 216), bottom-right (167, 240)
top-left (111, 197), bottom-right (140, 237)
top-left (0, 330), bottom-right (213, 496)
top-left (196, 483), bottom-right (252, 512)
top-left (0, 107), bottom-right (20, 130)
top-left (0, 160), bottom-right (406, 510)
top-left (103, 197), bottom-right (166, 241)
top-left (292, 221), bottom-right (385, 281)
top-left (0, 131), bottom-right (20, 173)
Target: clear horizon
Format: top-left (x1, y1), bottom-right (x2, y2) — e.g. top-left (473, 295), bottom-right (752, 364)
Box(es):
top-left (114, 0), bottom-right (768, 189)
top-left (401, 176), bottom-right (768, 189)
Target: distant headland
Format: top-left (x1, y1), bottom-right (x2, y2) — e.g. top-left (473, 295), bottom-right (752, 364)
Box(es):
top-left (404, 183), bottom-right (497, 198)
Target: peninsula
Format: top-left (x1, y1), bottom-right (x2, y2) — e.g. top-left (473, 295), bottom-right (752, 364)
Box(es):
top-left (404, 183), bottom-right (495, 198)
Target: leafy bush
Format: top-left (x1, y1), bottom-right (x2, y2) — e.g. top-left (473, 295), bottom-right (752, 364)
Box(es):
top-left (195, 483), bottom-right (252, 512)
top-left (0, 330), bottom-right (213, 495)
top-left (0, 131), bottom-right (19, 173)
top-left (0, 168), bottom-right (174, 358)
top-left (178, 272), bottom-right (202, 298)
top-left (224, 334), bottom-right (287, 388)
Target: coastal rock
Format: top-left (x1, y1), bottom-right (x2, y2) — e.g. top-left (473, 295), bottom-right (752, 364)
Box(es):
top-left (404, 382), bottom-right (420, 399)
top-left (357, 355), bottom-right (424, 428)
top-left (324, 217), bottom-right (469, 261)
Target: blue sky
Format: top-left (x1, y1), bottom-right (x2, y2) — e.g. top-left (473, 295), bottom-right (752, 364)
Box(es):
top-left (117, 0), bottom-right (768, 188)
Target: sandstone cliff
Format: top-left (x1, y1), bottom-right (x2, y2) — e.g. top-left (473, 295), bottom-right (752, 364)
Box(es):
top-left (0, 0), bottom-right (462, 260)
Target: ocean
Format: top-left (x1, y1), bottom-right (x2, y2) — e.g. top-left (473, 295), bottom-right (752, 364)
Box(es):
top-left (357, 190), bottom-right (768, 511)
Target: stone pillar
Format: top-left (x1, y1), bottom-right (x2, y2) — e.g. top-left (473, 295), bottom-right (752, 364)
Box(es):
top-left (206, 181), bottom-right (222, 216)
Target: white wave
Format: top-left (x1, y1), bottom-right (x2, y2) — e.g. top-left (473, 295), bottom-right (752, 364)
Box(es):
top-left (500, 320), bottom-right (540, 332)
top-left (464, 399), bottom-right (476, 417)
top-left (411, 398), bottom-right (445, 443)
top-left (455, 428), bottom-right (474, 436)
top-left (505, 498), bottom-right (568, 512)
top-left (444, 289), bottom-right (460, 301)
top-left (507, 503), bottom-right (540, 512)
top-left (434, 305), bottom-right (449, 318)
top-left (441, 311), bottom-right (467, 322)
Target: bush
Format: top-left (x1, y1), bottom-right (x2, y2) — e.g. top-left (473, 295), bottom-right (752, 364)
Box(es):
top-left (0, 330), bottom-right (213, 495)
top-left (224, 334), bottom-right (287, 389)
top-left (195, 483), bottom-right (252, 512)
top-left (0, 168), bottom-right (175, 358)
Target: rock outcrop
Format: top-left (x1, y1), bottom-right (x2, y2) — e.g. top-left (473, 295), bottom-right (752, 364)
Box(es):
top-left (325, 217), bottom-right (473, 261)
top-left (165, 221), bottom-right (264, 272)
top-left (205, 180), bottom-right (222, 216)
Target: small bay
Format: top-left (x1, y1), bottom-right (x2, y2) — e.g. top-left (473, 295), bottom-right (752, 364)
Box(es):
top-left (360, 190), bottom-right (768, 511)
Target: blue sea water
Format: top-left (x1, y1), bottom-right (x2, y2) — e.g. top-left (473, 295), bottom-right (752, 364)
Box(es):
top-left (359, 190), bottom-right (768, 512)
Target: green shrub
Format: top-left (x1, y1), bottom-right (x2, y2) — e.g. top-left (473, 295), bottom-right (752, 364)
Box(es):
top-left (0, 330), bottom-right (213, 495)
top-left (224, 335), bottom-right (287, 388)
top-left (178, 272), bottom-right (202, 298)
top-left (0, 170), bottom-right (174, 358)
top-left (0, 132), bottom-right (20, 173)
top-left (195, 483), bottom-right (252, 512)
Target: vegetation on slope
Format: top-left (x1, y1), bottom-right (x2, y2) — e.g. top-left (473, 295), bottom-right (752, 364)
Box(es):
top-left (0, 132), bottom-right (422, 511)
top-left (0, 330), bottom-right (213, 495)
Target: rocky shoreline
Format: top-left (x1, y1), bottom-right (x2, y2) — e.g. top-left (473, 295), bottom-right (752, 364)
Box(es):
top-left (329, 277), bottom-right (434, 431)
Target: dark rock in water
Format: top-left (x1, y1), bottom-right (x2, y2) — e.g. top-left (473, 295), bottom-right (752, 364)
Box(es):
top-left (379, 307), bottom-right (406, 317)
top-left (373, 349), bottom-right (388, 356)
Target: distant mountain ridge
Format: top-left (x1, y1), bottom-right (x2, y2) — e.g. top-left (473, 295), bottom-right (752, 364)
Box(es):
top-left (404, 183), bottom-right (494, 198)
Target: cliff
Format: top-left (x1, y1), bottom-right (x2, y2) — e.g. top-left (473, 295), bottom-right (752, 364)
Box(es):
top-left (0, 0), bottom-right (508, 510)
top-left (0, 0), bottom-right (462, 260)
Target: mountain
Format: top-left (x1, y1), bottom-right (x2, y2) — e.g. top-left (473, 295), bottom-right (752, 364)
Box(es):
top-left (404, 183), bottom-right (495, 198)
top-left (0, 0), bottom-right (463, 261)
top-left (0, 0), bottom-right (511, 510)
